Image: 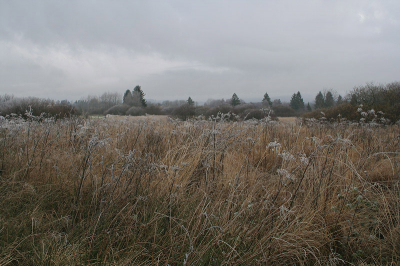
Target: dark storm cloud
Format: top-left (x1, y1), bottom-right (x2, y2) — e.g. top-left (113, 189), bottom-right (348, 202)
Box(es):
top-left (1, 0), bottom-right (400, 101)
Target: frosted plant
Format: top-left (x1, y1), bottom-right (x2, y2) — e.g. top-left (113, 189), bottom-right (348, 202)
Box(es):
top-left (279, 152), bottom-right (295, 161)
top-left (299, 154), bottom-right (309, 165)
top-left (268, 140), bottom-right (281, 149)
top-left (277, 168), bottom-right (292, 182)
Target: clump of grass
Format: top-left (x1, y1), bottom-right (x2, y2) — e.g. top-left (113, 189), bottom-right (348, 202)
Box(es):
top-left (1, 113), bottom-right (399, 265)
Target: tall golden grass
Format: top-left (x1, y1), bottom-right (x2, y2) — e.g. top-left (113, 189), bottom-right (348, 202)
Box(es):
top-left (0, 115), bottom-right (399, 265)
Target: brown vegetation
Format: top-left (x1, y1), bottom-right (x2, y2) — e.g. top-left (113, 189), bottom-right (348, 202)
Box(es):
top-left (1, 115), bottom-right (400, 265)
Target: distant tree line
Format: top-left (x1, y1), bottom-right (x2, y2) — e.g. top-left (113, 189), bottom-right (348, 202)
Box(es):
top-left (2, 81), bottom-right (399, 123)
top-left (0, 95), bottom-right (79, 119)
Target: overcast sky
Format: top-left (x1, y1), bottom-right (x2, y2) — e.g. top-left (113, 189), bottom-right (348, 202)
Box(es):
top-left (1, 1), bottom-right (400, 102)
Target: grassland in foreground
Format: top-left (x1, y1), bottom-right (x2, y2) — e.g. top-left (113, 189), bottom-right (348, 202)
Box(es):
top-left (0, 115), bottom-right (399, 265)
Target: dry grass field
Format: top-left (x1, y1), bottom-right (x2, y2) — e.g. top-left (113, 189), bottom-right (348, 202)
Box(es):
top-left (277, 116), bottom-right (297, 123)
top-left (1, 114), bottom-right (400, 265)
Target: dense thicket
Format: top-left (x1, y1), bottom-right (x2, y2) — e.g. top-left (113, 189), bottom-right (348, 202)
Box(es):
top-left (305, 82), bottom-right (400, 123)
top-left (0, 96), bottom-right (79, 119)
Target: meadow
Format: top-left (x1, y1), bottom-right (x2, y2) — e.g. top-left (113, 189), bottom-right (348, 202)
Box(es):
top-left (1, 113), bottom-right (399, 265)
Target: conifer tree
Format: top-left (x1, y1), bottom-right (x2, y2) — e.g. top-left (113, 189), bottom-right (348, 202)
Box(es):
top-left (325, 91), bottom-right (335, 108)
top-left (123, 90), bottom-right (133, 105)
top-left (336, 95), bottom-right (343, 105)
top-left (187, 97), bottom-right (194, 106)
top-left (315, 91), bottom-right (325, 109)
top-left (231, 93), bottom-right (241, 106)
top-left (133, 85), bottom-right (147, 107)
top-left (289, 91), bottom-right (305, 110)
top-left (306, 102), bottom-right (312, 112)
top-left (262, 92), bottom-right (273, 107)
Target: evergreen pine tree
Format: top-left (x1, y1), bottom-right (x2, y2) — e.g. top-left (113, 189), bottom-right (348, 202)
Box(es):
top-left (231, 93), bottom-right (241, 106)
top-left (290, 91), bottom-right (304, 110)
top-left (296, 91), bottom-right (305, 109)
top-left (123, 90), bottom-right (133, 105)
top-left (133, 85), bottom-right (147, 107)
top-left (187, 97), bottom-right (194, 106)
top-left (315, 91), bottom-right (325, 109)
top-left (325, 91), bottom-right (335, 108)
top-left (336, 95), bottom-right (343, 105)
top-left (262, 92), bottom-right (273, 107)
top-left (306, 102), bottom-right (312, 112)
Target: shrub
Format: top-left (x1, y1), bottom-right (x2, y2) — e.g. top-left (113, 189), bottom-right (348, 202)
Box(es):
top-left (161, 107), bottom-right (175, 115)
top-left (272, 105), bottom-right (296, 117)
top-left (145, 104), bottom-right (162, 115)
top-left (194, 106), bottom-right (210, 116)
top-left (303, 104), bottom-right (359, 122)
top-left (126, 106), bottom-right (146, 116)
top-left (205, 104), bottom-right (233, 118)
top-left (171, 104), bottom-right (196, 120)
top-left (242, 109), bottom-right (277, 120)
top-left (104, 104), bottom-right (130, 115)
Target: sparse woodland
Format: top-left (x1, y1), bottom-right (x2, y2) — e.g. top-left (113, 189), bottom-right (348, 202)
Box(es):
top-left (1, 110), bottom-right (400, 265)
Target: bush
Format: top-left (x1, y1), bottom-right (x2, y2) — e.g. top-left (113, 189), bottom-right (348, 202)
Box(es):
top-left (104, 104), bottom-right (130, 115)
top-left (304, 103), bottom-right (397, 124)
top-left (344, 81), bottom-right (400, 123)
top-left (303, 104), bottom-right (359, 122)
top-left (242, 109), bottom-right (277, 120)
top-left (126, 107), bottom-right (146, 116)
top-left (194, 106), bottom-right (210, 116)
top-left (272, 105), bottom-right (296, 117)
top-left (171, 104), bottom-right (196, 120)
top-left (205, 104), bottom-right (233, 118)
top-left (145, 104), bottom-right (162, 115)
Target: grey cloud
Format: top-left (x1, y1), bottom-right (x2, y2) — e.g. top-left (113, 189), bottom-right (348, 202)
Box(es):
top-left (1, 0), bottom-right (400, 101)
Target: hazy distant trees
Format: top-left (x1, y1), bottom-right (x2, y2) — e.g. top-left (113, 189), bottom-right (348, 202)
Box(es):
top-left (75, 92), bottom-right (122, 115)
top-left (161, 100), bottom-right (187, 108)
top-left (1, 96), bottom-right (79, 118)
top-left (230, 93), bottom-right (241, 106)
